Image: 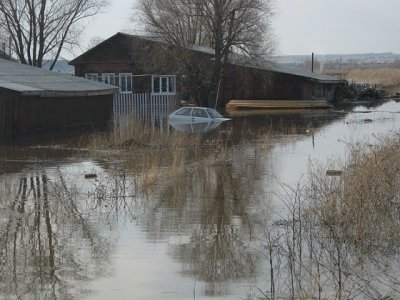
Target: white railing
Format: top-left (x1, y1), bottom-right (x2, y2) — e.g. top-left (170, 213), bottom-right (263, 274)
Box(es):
top-left (113, 93), bottom-right (178, 132)
top-left (113, 93), bottom-right (178, 114)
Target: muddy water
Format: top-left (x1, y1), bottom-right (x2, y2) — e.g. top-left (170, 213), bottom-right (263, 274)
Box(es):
top-left (0, 101), bottom-right (399, 299)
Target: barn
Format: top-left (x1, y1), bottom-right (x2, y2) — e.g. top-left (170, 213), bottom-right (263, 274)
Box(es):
top-left (69, 32), bottom-right (346, 107)
top-left (0, 58), bottom-right (118, 136)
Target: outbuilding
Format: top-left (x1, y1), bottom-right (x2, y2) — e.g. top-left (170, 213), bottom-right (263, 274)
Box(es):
top-left (0, 59), bottom-right (118, 136)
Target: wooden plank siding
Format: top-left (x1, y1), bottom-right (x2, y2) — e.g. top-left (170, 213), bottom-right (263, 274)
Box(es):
top-left (0, 90), bottom-right (18, 136)
top-left (1, 93), bottom-right (113, 135)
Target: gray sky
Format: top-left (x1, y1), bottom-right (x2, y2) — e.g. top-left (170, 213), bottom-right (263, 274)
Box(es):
top-left (80, 0), bottom-right (400, 56)
top-left (274, 0), bottom-right (400, 55)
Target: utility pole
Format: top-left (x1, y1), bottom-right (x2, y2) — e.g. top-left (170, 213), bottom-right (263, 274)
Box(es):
top-left (311, 52), bottom-right (314, 73)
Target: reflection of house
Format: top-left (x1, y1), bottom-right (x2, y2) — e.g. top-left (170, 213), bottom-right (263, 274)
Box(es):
top-left (69, 32), bottom-right (346, 105)
top-left (0, 59), bottom-right (118, 136)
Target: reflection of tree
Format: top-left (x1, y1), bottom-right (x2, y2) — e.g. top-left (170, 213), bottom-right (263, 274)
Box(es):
top-left (86, 124), bottom-right (277, 297)
top-left (80, 109), bottom-right (351, 297)
top-left (180, 168), bottom-right (258, 296)
top-left (0, 170), bottom-right (112, 299)
top-left (133, 140), bottom-right (274, 297)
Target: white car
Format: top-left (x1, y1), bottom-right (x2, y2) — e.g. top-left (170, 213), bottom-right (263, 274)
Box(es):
top-left (169, 119), bottom-right (224, 133)
top-left (168, 107), bottom-right (230, 123)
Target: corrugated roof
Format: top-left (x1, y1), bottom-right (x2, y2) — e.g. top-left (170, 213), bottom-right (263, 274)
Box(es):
top-left (228, 55), bottom-right (345, 83)
top-left (0, 58), bottom-right (118, 97)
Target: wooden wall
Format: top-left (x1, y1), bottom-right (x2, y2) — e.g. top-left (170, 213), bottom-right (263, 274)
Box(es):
top-left (0, 89), bottom-right (18, 136)
top-left (221, 65), bottom-right (339, 103)
top-left (1, 91), bottom-right (113, 135)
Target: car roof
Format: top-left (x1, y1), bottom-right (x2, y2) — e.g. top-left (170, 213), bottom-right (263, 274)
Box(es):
top-left (178, 107), bottom-right (213, 110)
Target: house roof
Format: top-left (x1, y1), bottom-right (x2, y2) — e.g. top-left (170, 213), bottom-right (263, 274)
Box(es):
top-left (0, 58), bottom-right (118, 97)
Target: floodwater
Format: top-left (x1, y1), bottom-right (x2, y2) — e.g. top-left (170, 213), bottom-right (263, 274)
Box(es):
top-left (1, 100), bottom-right (400, 299)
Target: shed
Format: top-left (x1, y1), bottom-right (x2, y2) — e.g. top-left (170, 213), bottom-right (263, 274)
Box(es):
top-left (0, 59), bottom-right (118, 136)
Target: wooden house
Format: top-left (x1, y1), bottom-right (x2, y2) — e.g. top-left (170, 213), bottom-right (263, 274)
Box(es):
top-left (69, 33), bottom-right (346, 106)
top-left (0, 59), bottom-right (118, 136)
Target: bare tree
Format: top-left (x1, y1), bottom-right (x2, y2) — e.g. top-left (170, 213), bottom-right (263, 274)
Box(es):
top-left (0, 0), bottom-right (109, 69)
top-left (87, 36), bottom-right (105, 50)
top-left (135, 0), bottom-right (275, 107)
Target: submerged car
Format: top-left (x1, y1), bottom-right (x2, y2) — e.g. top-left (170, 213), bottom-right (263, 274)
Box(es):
top-left (168, 107), bottom-right (230, 123)
top-left (169, 119), bottom-right (224, 133)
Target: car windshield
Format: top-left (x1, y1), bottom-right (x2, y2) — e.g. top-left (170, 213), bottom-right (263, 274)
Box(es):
top-left (206, 108), bottom-right (223, 119)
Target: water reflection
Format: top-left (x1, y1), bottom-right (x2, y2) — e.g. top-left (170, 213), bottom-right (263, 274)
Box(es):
top-left (1, 101), bottom-right (400, 299)
top-left (157, 165), bottom-right (265, 296)
top-left (0, 104), bottom-right (347, 300)
top-left (0, 170), bottom-right (113, 299)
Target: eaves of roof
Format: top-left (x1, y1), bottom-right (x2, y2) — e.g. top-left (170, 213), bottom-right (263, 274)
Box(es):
top-left (0, 58), bottom-right (118, 97)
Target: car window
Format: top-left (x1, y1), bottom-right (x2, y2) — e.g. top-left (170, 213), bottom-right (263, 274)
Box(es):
top-left (192, 108), bottom-right (208, 118)
top-left (175, 108), bottom-right (192, 116)
top-left (206, 108), bottom-right (223, 119)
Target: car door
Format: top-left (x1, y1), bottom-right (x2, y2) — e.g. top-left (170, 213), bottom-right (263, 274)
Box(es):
top-left (191, 108), bottom-right (209, 123)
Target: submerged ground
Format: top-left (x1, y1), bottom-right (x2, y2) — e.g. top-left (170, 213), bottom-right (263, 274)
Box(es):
top-left (1, 100), bottom-right (400, 299)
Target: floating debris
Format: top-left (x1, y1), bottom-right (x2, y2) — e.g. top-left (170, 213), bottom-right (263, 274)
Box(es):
top-left (84, 173), bottom-right (97, 179)
top-left (326, 170), bottom-right (343, 177)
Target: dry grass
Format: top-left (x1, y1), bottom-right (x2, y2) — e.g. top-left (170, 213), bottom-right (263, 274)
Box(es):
top-left (87, 118), bottom-right (271, 190)
top-left (306, 135), bottom-right (400, 255)
top-left (324, 68), bottom-right (400, 86)
top-left (260, 135), bottom-right (400, 299)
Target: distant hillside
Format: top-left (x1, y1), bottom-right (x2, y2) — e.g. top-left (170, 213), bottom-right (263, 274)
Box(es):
top-left (274, 53), bottom-right (400, 69)
top-left (42, 60), bottom-right (74, 74)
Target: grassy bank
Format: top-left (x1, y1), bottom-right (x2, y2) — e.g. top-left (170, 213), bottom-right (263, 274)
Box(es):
top-left (307, 135), bottom-right (400, 255)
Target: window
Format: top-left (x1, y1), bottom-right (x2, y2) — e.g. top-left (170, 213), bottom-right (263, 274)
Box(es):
top-left (119, 73), bottom-right (132, 93)
top-left (85, 73), bottom-right (98, 81)
top-left (168, 77), bottom-right (175, 93)
top-left (102, 73), bottom-right (116, 86)
top-left (153, 76), bottom-right (160, 94)
top-left (175, 108), bottom-right (192, 116)
top-left (206, 108), bottom-right (223, 119)
top-left (161, 77), bottom-right (168, 93)
top-left (192, 108), bottom-right (208, 118)
top-left (152, 75), bottom-right (176, 95)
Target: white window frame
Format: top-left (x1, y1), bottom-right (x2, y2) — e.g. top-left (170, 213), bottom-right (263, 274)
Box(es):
top-left (151, 75), bottom-right (176, 95)
top-left (85, 73), bottom-right (99, 81)
top-left (102, 73), bottom-right (116, 86)
top-left (119, 73), bottom-right (133, 94)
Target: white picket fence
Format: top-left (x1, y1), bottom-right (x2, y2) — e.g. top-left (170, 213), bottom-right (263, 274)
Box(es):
top-left (113, 93), bottom-right (178, 132)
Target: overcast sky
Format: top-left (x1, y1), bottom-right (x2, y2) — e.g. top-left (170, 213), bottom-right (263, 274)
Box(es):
top-left (79, 0), bottom-right (400, 56)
